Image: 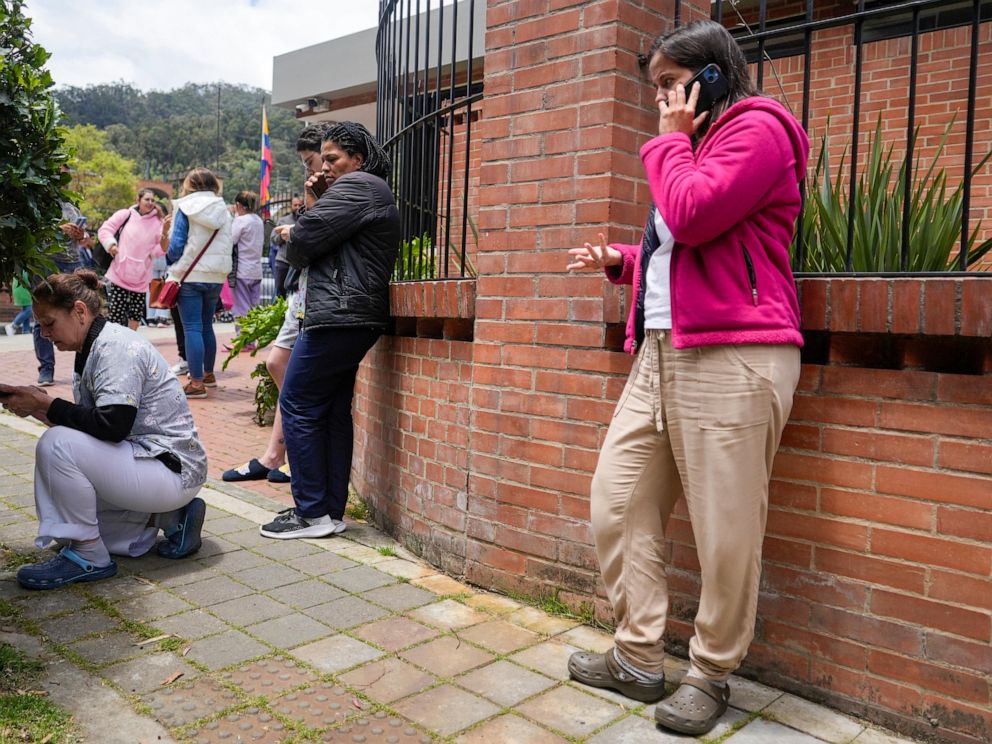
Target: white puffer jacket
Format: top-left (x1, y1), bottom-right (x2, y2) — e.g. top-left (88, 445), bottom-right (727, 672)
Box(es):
top-left (167, 191), bottom-right (233, 284)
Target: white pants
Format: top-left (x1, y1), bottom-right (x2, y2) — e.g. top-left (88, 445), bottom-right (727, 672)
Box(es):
top-left (34, 427), bottom-right (200, 557)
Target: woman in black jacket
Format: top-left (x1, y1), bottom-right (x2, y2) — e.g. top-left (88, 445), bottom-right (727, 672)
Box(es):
top-left (260, 122), bottom-right (400, 539)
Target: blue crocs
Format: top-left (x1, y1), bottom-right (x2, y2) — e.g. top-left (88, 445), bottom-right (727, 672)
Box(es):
top-left (16, 548), bottom-right (117, 590)
top-left (156, 497), bottom-right (206, 559)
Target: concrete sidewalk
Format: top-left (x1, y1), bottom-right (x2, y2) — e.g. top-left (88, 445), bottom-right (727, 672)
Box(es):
top-left (0, 330), bottom-right (921, 743)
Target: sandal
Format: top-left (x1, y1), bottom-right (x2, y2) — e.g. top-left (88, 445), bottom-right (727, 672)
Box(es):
top-left (156, 497), bottom-right (206, 558)
top-left (654, 677), bottom-right (730, 735)
top-left (16, 547), bottom-right (117, 590)
top-left (568, 648), bottom-right (666, 703)
top-left (222, 458), bottom-right (271, 482)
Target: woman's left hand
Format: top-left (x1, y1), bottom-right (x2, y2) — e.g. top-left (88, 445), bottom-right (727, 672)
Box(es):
top-left (0, 383), bottom-right (52, 421)
top-left (658, 82), bottom-right (709, 137)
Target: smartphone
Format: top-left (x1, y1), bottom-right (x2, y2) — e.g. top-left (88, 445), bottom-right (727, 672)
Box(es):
top-left (74, 216), bottom-right (88, 227)
top-left (310, 173), bottom-right (329, 198)
top-left (685, 63), bottom-right (729, 115)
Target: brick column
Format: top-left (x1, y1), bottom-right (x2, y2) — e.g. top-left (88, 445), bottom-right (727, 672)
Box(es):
top-left (466, 0), bottom-right (676, 601)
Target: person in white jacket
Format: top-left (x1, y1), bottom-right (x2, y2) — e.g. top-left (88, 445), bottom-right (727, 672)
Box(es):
top-left (165, 168), bottom-right (233, 398)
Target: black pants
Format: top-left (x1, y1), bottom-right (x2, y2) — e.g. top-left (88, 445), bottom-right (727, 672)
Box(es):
top-left (170, 305), bottom-right (185, 361)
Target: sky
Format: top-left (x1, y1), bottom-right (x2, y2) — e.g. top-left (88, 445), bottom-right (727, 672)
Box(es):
top-left (26, 0), bottom-right (381, 91)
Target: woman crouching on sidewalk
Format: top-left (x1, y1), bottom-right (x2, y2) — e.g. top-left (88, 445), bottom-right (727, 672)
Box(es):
top-left (0, 271), bottom-right (208, 589)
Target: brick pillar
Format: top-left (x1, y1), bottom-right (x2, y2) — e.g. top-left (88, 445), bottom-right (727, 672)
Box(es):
top-left (466, 0), bottom-right (676, 601)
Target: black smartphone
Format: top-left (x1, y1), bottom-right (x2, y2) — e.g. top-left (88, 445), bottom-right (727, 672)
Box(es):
top-left (685, 63), bottom-right (729, 115)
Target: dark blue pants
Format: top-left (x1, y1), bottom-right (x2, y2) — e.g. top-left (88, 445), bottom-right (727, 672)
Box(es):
top-left (33, 259), bottom-right (80, 377)
top-left (280, 325), bottom-right (381, 520)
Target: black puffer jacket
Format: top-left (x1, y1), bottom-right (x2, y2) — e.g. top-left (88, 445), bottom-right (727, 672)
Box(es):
top-left (286, 171), bottom-right (400, 330)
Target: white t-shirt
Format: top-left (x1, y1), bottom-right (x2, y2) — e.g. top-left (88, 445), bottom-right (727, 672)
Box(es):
top-left (644, 209), bottom-right (675, 330)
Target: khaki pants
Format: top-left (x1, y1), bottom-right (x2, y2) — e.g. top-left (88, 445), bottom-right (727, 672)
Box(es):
top-left (591, 330), bottom-right (800, 679)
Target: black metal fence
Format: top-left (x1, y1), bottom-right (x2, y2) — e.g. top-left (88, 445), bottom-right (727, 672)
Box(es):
top-left (696, 0), bottom-right (991, 274)
top-left (376, 0), bottom-right (483, 282)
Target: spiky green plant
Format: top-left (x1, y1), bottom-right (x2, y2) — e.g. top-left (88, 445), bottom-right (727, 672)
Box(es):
top-left (796, 116), bottom-right (992, 272)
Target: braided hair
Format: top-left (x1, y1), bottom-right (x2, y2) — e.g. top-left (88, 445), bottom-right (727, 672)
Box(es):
top-left (323, 122), bottom-right (392, 181)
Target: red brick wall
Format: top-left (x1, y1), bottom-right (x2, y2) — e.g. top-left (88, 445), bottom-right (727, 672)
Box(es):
top-left (350, 2), bottom-right (992, 742)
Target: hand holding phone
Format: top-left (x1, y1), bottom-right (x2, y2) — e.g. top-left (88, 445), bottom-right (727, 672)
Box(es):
top-left (684, 63), bottom-right (729, 115)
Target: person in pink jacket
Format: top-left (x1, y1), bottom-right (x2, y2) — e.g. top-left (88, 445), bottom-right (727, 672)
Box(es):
top-left (98, 189), bottom-right (169, 330)
top-left (566, 20), bottom-right (809, 736)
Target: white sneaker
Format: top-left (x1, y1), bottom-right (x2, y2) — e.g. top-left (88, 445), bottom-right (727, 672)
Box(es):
top-left (3, 323), bottom-right (14, 336)
top-left (170, 359), bottom-right (189, 375)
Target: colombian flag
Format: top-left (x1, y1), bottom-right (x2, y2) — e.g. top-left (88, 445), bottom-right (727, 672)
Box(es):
top-left (259, 106), bottom-right (272, 219)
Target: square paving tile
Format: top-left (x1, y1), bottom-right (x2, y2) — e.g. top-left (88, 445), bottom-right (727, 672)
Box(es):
top-left (286, 551), bottom-right (358, 575)
top-left (399, 635), bottom-right (495, 678)
top-left (765, 693), bottom-right (865, 742)
top-left (338, 657), bottom-right (437, 704)
top-left (186, 707), bottom-right (290, 742)
top-left (316, 711), bottom-right (431, 743)
top-left (408, 599), bottom-right (490, 631)
top-left (152, 609), bottom-right (230, 640)
top-left (455, 713), bottom-right (570, 744)
top-left (728, 675), bottom-right (784, 712)
top-left (464, 594), bottom-right (525, 617)
top-left (173, 575), bottom-right (254, 606)
top-left (115, 591), bottom-right (193, 622)
top-left (248, 612), bottom-right (333, 649)
top-left (516, 685), bottom-right (625, 739)
top-left (38, 609), bottom-right (117, 643)
top-left (725, 717), bottom-right (825, 743)
top-left (209, 594), bottom-right (293, 626)
top-left (70, 631), bottom-right (147, 667)
top-left (290, 634), bottom-right (384, 675)
top-left (203, 514), bottom-right (257, 535)
top-left (142, 677), bottom-right (243, 728)
top-left (196, 549), bottom-right (273, 573)
top-left (586, 713), bottom-right (687, 743)
top-left (506, 606), bottom-right (580, 636)
top-left (457, 619), bottom-right (542, 655)
top-left (510, 640), bottom-right (582, 682)
top-left (189, 535), bottom-right (240, 558)
top-left (270, 682), bottom-right (357, 729)
top-left (231, 563), bottom-right (308, 591)
top-left (265, 579), bottom-right (346, 609)
top-left (393, 684), bottom-right (500, 737)
top-left (140, 560), bottom-right (218, 588)
top-left (324, 565), bottom-right (397, 593)
top-left (15, 591), bottom-right (89, 620)
top-left (456, 660), bottom-right (556, 707)
top-left (185, 629), bottom-right (270, 670)
top-left (364, 583), bottom-right (437, 612)
top-left (251, 539), bottom-right (324, 561)
top-left (224, 527), bottom-right (272, 548)
top-left (558, 625), bottom-right (613, 653)
top-left (81, 573), bottom-right (159, 600)
top-left (303, 595), bottom-right (389, 630)
top-left (353, 616), bottom-right (440, 652)
top-left (102, 651), bottom-right (199, 694)
top-left (221, 657), bottom-right (319, 697)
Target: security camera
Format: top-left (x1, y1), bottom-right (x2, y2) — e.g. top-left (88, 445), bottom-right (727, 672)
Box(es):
top-left (295, 103), bottom-right (308, 113)
top-left (307, 97), bottom-right (319, 108)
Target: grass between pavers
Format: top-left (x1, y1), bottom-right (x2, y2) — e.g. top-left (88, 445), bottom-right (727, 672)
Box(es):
top-left (0, 619), bottom-right (78, 743)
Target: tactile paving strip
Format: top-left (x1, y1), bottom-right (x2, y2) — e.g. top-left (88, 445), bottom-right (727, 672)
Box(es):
top-left (269, 682), bottom-right (357, 729)
top-left (142, 677), bottom-right (241, 728)
top-left (222, 658), bottom-right (319, 697)
top-left (186, 707), bottom-right (289, 743)
top-left (317, 712), bottom-right (433, 743)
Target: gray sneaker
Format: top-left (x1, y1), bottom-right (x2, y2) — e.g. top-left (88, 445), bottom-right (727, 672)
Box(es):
top-left (259, 509), bottom-right (346, 540)
top-left (170, 359), bottom-right (189, 376)
top-left (37, 373), bottom-right (54, 387)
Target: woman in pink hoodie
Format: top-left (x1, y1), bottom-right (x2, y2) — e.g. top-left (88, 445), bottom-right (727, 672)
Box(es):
top-left (566, 20), bottom-right (809, 736)
top-left (98, 189), bottom-right (168, 330)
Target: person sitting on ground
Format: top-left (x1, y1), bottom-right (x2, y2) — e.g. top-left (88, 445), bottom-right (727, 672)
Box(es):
top-left (222, 123), bottom-right (330, 486)
top-left (0, 271), bottom-right (209, 590)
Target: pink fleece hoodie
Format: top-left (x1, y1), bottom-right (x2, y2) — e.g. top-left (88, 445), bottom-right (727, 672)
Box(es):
top-left (607, 96), bottom-right (809, 351)
top-left (98, 207), bottom-right (165, 293)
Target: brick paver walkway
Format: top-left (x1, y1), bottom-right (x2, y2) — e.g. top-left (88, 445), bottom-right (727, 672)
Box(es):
top-left (0, 328), bottom-right (920, 743)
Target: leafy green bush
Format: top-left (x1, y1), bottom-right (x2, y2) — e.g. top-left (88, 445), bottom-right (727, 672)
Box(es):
top-left (0, 0), bottom-right (76, 287)
top-left (393, 233), bottom-right (435, 281)
top-left (796, 116), bottom-right (992, 272)
top-left (222, 296), bottom-right (287, 425)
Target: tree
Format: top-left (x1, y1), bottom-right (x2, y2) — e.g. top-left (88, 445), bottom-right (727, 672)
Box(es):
top-left (0, 0), bottom-right (75, 287)
top-left (62, 125), bottom-right (139, 224)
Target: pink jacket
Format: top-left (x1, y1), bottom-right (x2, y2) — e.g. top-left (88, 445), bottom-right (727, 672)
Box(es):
top-left (607, 97), bottom-right (809, 352)
top-left (98, 207), bottom-right (165, 293)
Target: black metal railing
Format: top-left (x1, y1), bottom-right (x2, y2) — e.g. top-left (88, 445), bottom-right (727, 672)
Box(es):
top-left (693, 0), bottom-right (991, 274)
top-left (376, 0), bottom-right (483, 282)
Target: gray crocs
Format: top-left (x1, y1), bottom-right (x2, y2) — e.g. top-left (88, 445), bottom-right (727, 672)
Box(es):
top-left (654, 676), bottom-right (730, 735)
top-left (568, 648), bottom-right (666, 703)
